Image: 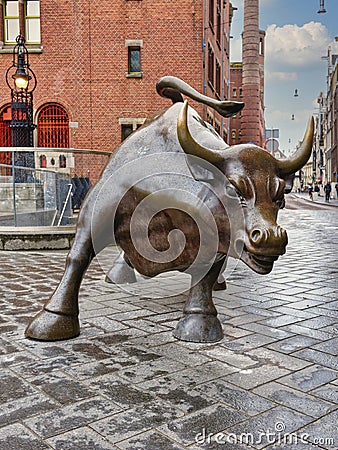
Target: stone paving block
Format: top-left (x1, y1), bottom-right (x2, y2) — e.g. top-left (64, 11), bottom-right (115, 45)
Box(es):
top-left (116, 430), bottom-right (185, 450)
top-left (117, 355), bottom-right (188, 384)
top-left (91, 399), bottom-right (184, 443)
top-left (0, 393), bottom-right (57, 427)
top-left (312, 338), bottom-right (338, 356)
top-left (151, 342), bottom-right (210, 366)
top-left (296, 316), bottom-right (337, 330)
top-left (0, 422), bottom-right (50, 450)
top-left (278, 324), bottom-right (333, 341)
top-left (0, 348), bottom-right (39, 367)
top-left (0, 368), bottom-right (38, 402)
top-left (239, 322), bottom-right (294, 340)
top-left (266, 335), bottom-right (320, 354)
top-left (311, 383), bottom-right (338, 405)
top-left (194, 378), bottom-right (275, 416)
top-left (11, 353), bottom-right (93, 378)
top-left (137, 376), bottom-right (214, 413)
top-left (172, 361), bottom-right (238, 387)
top-left (24, 396), bottom-right (122, 439)
top-left (259, 315), bottom-right (304, 328)
top-left (277, 364), bottom-right (338, 392)
top-left (228, 406), bottom-right (313, 449)
top-left (158, 403), bottom-right (247, 447)
top-left (30, 370), bottom-right (97, 405)
top-left (297, 409), bottom-right (338, 449)
top-left (223, 333), bottom-right (278, 351)
top-left (246, 347), bottom-right (311, 371)
top-left (293, 348), bottom-right (338, 371)
top-left (46, 427), bottom-right (118, 449)
top-left (84, 373), bottom-right (155, 408)
top-left (224, 364), bottom-right (290, 390)
top-left (203, 346), bottom-right (257, 369)
top-left (82, 316), bottom-right (130, 332)
top-left (252, 381), bottom-right (337, 418)
top-left (270, 305), bottom-right (315, 319)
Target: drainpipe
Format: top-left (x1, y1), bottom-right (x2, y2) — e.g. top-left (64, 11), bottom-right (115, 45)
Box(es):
top-left (202, 0), bottom-right (208, 120)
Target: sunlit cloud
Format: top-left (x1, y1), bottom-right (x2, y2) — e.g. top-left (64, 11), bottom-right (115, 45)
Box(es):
top-left (265, 21), bottom-right (331, 69)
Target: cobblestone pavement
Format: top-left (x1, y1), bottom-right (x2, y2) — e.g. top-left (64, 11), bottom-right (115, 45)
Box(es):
top-left (0, 198), bottom-right (337, 449)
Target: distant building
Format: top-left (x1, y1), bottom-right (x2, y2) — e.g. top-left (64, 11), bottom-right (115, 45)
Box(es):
top-left (0, 0), bottom-right (237, 180)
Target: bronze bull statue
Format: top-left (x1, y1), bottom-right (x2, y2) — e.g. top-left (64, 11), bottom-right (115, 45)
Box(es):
top-left (25, 76), bottom-right (313, 343)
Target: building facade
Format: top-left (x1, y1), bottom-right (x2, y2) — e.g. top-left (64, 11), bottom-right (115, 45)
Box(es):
top-left (0, 0), bottom-right (238, 181)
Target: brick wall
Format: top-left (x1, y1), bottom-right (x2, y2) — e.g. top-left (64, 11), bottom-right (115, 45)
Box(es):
top-left (0, 0), bottom-right (234, 181)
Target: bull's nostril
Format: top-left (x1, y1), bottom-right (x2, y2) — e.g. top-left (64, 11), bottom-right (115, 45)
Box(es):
top-left (251, 229), bottom-right (263, 243)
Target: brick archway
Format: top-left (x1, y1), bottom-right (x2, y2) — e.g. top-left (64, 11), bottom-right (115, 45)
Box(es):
top-left (37, 103), bottom-right (70, 148)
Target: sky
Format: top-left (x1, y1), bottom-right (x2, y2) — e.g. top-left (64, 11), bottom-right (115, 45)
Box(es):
top-left (230, 0), bottom-right (338, 154)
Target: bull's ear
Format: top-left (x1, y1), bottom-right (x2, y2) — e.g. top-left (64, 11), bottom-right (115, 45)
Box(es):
top-left (185, 154), bottom-right (224, 184)
top-left (284, 174), bottom-right (295, 194)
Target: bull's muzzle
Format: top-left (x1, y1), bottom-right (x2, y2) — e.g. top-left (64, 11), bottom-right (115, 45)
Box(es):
top-left (234, 225), bottom-right (288, 275)
top-left (249, 225), bottom-right (287, 250)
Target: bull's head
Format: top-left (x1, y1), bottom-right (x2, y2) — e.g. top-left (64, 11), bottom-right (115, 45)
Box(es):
top-left (177, 101), bottom-right (314, 274)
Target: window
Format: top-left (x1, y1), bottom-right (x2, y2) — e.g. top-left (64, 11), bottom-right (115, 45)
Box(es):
top-left (3, 1), bottom-right (19, 43)
top-left (25, 1), bottom-right (40, 44)
top-left (215, 60), bottom-right (221, 96)
top-left (2, 1), bottom-right (41, 45)
top-left (119, 118), bottom-right (146, 141)
top-left (208, 44), bottom-right (214, 87)
top-left (128, 47), bottom-right (141, 73)
top-left (209, 0), bottom-right (214, 30)
top-left (125, 40), bottom-right (143, 77)
top-left (232, 87), bottom-right (237, 98)
top-left (38, 104), bottom-right (70, 148)
top-left (216, 0), bottom-right (221, 45)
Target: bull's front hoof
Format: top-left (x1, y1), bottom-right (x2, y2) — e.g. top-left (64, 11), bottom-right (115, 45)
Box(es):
top-left (173, 314), bottom-right (223, 343)
top-left (25, 309), bottom-right (80, 341)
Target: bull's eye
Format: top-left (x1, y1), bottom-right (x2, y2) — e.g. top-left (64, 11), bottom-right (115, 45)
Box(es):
top-left (226, 184), bottom-right (239, 198)
top-left (226, 184), bottom-right (246, 206)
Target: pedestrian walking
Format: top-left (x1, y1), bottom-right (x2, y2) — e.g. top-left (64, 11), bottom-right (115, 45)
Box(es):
top-left (335, 182), bottom-right (338, 199)
top-left (308, 184), bottom-right (313, 201)
top-left (323, 182), bottom-right (331, 202)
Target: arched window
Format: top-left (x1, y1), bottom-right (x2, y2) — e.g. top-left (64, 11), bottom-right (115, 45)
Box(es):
top-left (38, 104), bottom-right (70, 148)
top-left (0, 105), bottom-right (12, 176)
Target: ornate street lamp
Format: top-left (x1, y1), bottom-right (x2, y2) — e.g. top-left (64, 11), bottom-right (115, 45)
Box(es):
top-left (5, 34), bottom-right (37, 180)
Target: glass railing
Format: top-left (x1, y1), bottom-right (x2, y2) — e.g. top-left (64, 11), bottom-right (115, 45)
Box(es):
top-left (0, 147), bottom-right (111, 227)
top-left (0, 162), bottom-right (73, 227)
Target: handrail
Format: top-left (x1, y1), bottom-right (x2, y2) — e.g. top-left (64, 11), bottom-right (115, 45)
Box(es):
top-left (0, 147), bottom-right (112, 156)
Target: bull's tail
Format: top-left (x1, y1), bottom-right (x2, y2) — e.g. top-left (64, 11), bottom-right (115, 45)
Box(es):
top-left (156, 76), bottom-right (244, 118)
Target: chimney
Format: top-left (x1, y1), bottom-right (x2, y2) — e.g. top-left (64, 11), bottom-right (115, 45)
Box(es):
top-left (241, 0), bottom-right (262, 146)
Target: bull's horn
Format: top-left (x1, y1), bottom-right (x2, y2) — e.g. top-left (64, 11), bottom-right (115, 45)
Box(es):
top-left (177, 100), bottom-right (224, 165)
top-left (278, 116), bottom-right (314, 176)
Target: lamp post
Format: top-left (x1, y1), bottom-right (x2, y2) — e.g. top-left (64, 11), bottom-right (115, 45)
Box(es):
top-left (5, 34), bottom-right (37, 181)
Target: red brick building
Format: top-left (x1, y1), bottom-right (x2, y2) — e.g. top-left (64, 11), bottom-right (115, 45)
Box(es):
top-left (0, 0), bottom-right (237, 180)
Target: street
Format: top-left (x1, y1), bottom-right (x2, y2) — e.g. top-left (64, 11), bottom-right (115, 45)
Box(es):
top-left (0, 199), bottom-right (337, 449)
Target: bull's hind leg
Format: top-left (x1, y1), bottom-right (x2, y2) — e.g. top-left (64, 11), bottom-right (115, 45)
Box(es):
top-left (105, 252), bottom-right (137, 284)
top-left (173, 259), bottom-right (224, 343)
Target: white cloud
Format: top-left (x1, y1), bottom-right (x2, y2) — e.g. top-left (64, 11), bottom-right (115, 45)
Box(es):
top-left (265, 21), bottom-right (331, 69)
top-left (265, 71), bottom-right (297, 82)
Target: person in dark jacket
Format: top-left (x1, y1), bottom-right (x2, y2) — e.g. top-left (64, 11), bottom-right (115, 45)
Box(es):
top-left (324, 182), bottom-right (331, 202)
